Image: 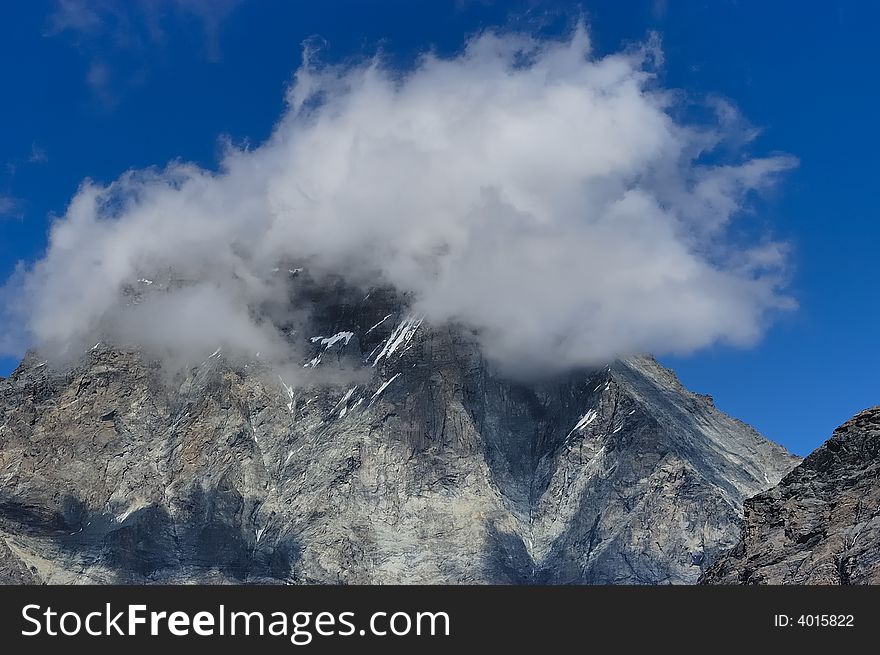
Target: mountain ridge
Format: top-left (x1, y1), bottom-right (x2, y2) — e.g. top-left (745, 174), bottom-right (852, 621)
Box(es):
top-left (701, 406), bottom-right (880, 584)
top-left (0, 278), bottom-right (799, 584)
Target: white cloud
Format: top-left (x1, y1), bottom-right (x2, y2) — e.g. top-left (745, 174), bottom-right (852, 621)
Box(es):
top-left (0, 196), bottom-right (17, 216)
top-left (1, 25), bottom-right (797, 376)
top-left (44, 0), bottom-right (104, 36)
top-left (46, 0), bottom-right (242, 41)
top-left (27, 143), bottom-right (48, 164)
top-left (45, 0), bottom-right (243, 103)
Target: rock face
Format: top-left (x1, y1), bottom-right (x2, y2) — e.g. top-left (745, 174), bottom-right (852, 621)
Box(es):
top-left (0, 275), bottom-right (798, 584)
top-left (702, 407), bottom-right (880, 584)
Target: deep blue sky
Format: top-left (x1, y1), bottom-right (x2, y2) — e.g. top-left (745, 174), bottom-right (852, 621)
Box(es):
top-left (1, 1), bottom-right (877, 455)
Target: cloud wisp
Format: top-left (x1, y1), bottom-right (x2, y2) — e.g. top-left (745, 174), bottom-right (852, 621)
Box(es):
top-left (45, 0), bottom-right (243, 105)
top-left (1, 25), bottom-right (796, 377)
top-left (0, 196), bottom-right (18, 217)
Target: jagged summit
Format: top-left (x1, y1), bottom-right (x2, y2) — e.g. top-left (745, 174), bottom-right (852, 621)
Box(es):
top-left (0, 278), bottom-right (798, 584)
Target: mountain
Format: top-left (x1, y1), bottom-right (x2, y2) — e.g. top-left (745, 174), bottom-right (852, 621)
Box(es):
top-left (0, 274), bottom-right (798, 584)
top-left (702, 407), bottom-right (880, 584)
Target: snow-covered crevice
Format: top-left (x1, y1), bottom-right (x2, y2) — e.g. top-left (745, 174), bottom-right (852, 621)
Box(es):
top-left (368, 373), bottom-right (401, 407)
top-left (279, 375), bottom-right (296, 414)
top-left (366, 314), bottom-right (392, 334)
top-left (568, 409), bottom-right (598, 437)
top-left (372, 315), bottom-right (423, 367)
top-left (330, 386), bottom-right (358, 418)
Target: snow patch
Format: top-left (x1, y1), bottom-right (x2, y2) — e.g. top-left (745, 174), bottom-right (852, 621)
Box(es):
top-left (305, 331), bottom-right (355, 368)
top-left (568, 409), bottom-right (597, 436)
top-left (310, 331), bottom-right (354, 348)
top-left (366, 314), bottom-right (393, 334)
top-left (330, 387), bottom-right (357, 417)
top-left (279, 376), bottom-right (296, 413)
top-left (372, 315), bottom-right (423, 366)
top-left (369, 373), bottom-right (401, 405)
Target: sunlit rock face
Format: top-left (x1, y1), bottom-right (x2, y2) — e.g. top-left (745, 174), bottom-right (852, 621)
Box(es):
top-left (0, 275), bottom-right (798, 584)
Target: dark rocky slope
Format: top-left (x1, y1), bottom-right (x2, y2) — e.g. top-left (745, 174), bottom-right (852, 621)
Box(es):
top-left (702, 407), bottom-right (880, 584)
top-left (0, 275), bottom-right (798, 584)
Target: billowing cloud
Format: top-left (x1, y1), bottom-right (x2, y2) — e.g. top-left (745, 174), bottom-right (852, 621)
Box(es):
top-left (1, 25), bottom-right (796, 377)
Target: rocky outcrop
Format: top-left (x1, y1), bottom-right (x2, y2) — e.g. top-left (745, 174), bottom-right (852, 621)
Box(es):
top-left (0, 275), bottom-right (798, 584)
top-left (702, 407), bottom-right (880, 584)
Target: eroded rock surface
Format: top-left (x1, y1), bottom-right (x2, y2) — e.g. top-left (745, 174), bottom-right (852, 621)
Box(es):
top-left (702, 407), bottom-right (880, 584)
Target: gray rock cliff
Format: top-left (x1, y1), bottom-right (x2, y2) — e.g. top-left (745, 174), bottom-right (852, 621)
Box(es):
top-left (702, 407), bottom-right (880, 584)
top-left (0, 274), bottom-right (799, 584)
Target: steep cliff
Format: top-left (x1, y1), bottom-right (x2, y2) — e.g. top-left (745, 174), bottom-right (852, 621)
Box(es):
top-left (0, 275), bottom-right (798, 584)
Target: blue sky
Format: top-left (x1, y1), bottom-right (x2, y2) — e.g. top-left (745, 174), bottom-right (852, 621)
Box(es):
top-left (0, 0), bottom-right (877, 456)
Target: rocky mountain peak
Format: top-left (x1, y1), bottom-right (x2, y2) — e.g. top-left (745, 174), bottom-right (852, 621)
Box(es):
top-left (0, 276), bottom-right (799, 584)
